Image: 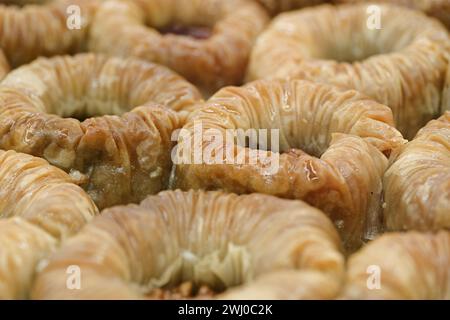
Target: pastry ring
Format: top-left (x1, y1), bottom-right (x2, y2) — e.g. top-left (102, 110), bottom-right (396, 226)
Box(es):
top-left (89, 0), bottom-right (269, 93)
top-left (32, 190), bottom-right (344, 299)
top-left (383, 112), bottom-right (450, 231)
top-left (247, 4), bottom-right (450, 138)
top-left (174, 79), bottom-right (406, 250)
top-left (0, 53), bottom-right (203, 209)
top-left (0, 0), bottom-right (99, 67)
top-left (343, 231), bottom-right (450, 299)
top-left (0, 149), bottom-right (98, 299)
top-left (335, 0), bottom-right (450, 29)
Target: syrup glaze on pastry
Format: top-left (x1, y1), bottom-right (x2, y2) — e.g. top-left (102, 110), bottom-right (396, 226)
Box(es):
top-left (247, 4), bottom-right (450, 139)
top-left (0, 54), bottom-right (202, 209)
top-left (32, 190), bottom-right (345, 300)
top-left (174, 79), bottom-right (406, 250)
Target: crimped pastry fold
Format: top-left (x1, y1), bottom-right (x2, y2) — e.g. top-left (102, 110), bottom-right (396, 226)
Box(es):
top-left (174, 79), bottom-right (405, 250)
top-left (383, 112), bottom-right (450, 231)
top-left (335, 0), bottom-right (450, 29)
top-left (0, 218), bottom-right (57, 300)
top-left (343, 231), bottom-right (450, 299)
top-left (32, 190), bottom-right (344, 300)
top-left (0, 0), bottom-right (100, 67)
top-left (89, 0), bottom-right (269, 93)
top-left (0, 149), bottom-right (98, 299)
top-left (0, 54), bottom-right (201, 209)
top-left (247, 4), bottom-right (450, 138)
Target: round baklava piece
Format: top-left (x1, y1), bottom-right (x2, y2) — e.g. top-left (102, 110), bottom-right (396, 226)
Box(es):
top-left (343, 231), bottom-right (450, 299)
top-left (0, 149), bottom-right (97, 299)
top-left (383, 112), bottom-right (450, 231)
top-left (32, 190), bottom-right (345, 300)
top-left (247, 4), bottom-right (450, 138)
top-left (89, 0), bottom-right (269, 93)
top-left (0, 53), bottom-right (203, 209)
top-left (0, 0), bottom-right (100, 67)
top-left (174, 79), bottom-right (406, 250)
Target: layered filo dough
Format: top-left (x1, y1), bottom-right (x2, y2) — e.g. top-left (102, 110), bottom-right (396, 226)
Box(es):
top-left (343, 231), bottom-right (450, 299)
top-left (247, 4), bottom-right (450, 138)
top-left (0, 0), bottom-right (100, 67)
top-left (0, 149), bottom-right (98, 299)
top-left (32, 190), bottom-right (345, 300)
top-left (174, 79), bottom-right (406, 250)
top-left (89, 0), bottom-right (269, 93)
top-left (0, 0), bottom-right (448, 301)
top-left (335, 0), bottom-right (450, 29)
top-left (0, 53), bottom-right (203, 209)
top-left (384, 112), bottom-right (450, 231)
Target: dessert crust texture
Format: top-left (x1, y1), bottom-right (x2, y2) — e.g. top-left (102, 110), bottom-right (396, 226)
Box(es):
top-left (0, 53), bottom-right (202, 209)
top-left (0, 49), bottom-right (9, 80)
top-left (335, 0), bottom-right (450, 29)
top-left (0, 0), bottom-right (100, 67)
top-left (89, 0), bottom-right (269, 93)
top-left (174, 79), bottom-right (406, 250)
top-left (32, 190), bottom-right (345, 300)
top-left (247, 4), bottom-right (450, 139)
top-left (0, 149), bottom-right (98, 299)
top-left (0, 0), bottom-right (448, 302)
top-left (443, 64), bottom-right (450, 113)
top-left (343, 231), bottom-right (450, 299)
top-left (383, 112), bottom-right (450, 231)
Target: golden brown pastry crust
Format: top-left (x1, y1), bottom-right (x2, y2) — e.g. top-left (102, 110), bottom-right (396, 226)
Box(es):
top-left (257, 0), bottom-right (327, 14)
top-left (444, 64), bottom-right (450, 113)
top-left (0, 49), bottom-right (9, 80)
top-left (31, 190), bottom-right (345, 300)
top-left (0, 149), bottom-right (98, 238)
top-left (334, 0), bottom-right (450, 29)
top-left (174, 79), bottom-right (405, 250)
top-left (247, 4), bottom-right (450, 139)
top-left (0, 0), bottom-right (100, 67)
top-left (0, 218), bottom-right (56, 300)
top-left (0, 149), bottom-right (98, 299)
top-left (383, 112), bottom-right (450, 231)
top-left (89, 0), bottom-right (269, 93)
top-left (343, 231), bottom-right (450, 299)
top-left (0, 53), bottom-right (201, 209)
